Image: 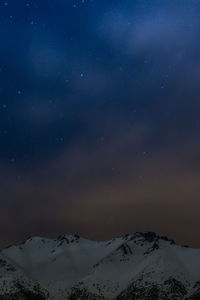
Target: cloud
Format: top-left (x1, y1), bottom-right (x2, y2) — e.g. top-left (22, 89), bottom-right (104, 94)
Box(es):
top-left (99, 4), bottom-right (199, 57)
top-left (28, 35), bottom-right (67, 78)
top-left (1, 118), bottom-right (200, 248)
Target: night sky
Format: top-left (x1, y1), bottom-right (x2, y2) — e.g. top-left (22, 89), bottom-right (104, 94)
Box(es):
top-left (1, 0), bottom-right (200, 248)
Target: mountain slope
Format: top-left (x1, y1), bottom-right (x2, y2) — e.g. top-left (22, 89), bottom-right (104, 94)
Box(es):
top-left (0, 232), bottom-right (200, 299)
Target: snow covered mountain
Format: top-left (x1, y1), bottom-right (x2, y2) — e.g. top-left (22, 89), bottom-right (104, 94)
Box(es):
top-left (0, 232), bottom-right (200, 299)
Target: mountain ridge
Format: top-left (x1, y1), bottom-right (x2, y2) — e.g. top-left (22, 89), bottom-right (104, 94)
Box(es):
top-left (0, 232), bottom-right (199, 299)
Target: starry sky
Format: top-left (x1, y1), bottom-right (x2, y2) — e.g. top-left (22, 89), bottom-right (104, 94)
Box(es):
top-left (1, 0), bottom-right (200, 248)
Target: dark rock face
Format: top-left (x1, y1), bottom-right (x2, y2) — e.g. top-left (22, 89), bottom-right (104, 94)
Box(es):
top-left (69, 287), bottom-right (105, 300)
top-left (67, 278), bottom-right (190, 300)
top-left (186, 294), bottom-right (200, 300)
top-left (186, 281), bottom-right (200, 299)
top-left (57, 234), bottom-right (80, 246)
top-left (164, 278), bottom-right (188, 298)
top-left (117, 283), bottom-right (161, 300)
top-left (0, 291), bottom-right (47, 300)
top-left (116, 278), bottom-right (188, 300)
top-left (144, 242), bottom-right (160, 255)
top-left (142, 232), bottom-right (157, 243)
top-left (0, 259), bottom-right (16, 272)
top-left (0, 280), bottom-right (49, 300)
top-left (117, 243), bottom-right (133, 256)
